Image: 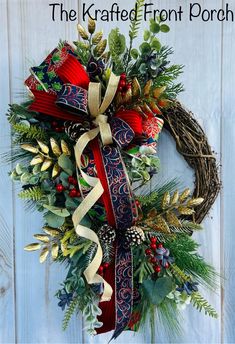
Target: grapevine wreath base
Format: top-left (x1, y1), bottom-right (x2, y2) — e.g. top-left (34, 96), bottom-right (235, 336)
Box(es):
top-left (162, 103), bottom-right (220, 223)
top-left (7, 5), bottom-right (220, 342)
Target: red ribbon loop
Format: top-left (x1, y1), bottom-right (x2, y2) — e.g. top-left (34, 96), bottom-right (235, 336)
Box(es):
top-left (57, 55), bottom-right (90, 89)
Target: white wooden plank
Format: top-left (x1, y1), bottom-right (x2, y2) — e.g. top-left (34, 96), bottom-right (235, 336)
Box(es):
top-left (221, 2), bottom-right (235, 341)
top-left (7, 0), bottom-right (83, 342)
top-left (0, 0), bottom-right (16, 342)
top-left (152, 1), bottom-right (222, 342)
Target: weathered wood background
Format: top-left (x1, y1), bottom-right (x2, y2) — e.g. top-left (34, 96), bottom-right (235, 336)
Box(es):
top-left (0, 0), bottom-right (234, 342)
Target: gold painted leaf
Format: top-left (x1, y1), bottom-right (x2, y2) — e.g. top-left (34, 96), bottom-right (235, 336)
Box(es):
top-left (161, 192), bottom-right (170, 209)
top-left (24, 243), bottom-right (41, 251)
top-left (52, 163), bottom-right (60, 178)
top-left (41, 158), bottom-right (53, 172)
top-left (123, 88), bottom-right (132, 103)
top-left (178, 206), bottom-right (195, 215)
top-left (187, 198), bottom-right (204, 207)
top-left (88, 17), bottom-right (96, 34)
top-left (30, 155), bottom-right (44, 166)
top-left (77, 24), bottom-right (89, 40)
top-left (149, 101), bottom-right (162, 115)
top-left (132, 78), bottom-right (141, 98)
top-left (92, 31), bottom-right (103, 44)
top-left (171, 190), bottom-right (179, 205)
top-left (61, 140), bottom-right (71, 156)
top-left (21, 144), bottom-right (38, 154)
top-left (39, 247), bottom-right (49, 263)
top-left (33, 234), bottom-right (50, 243)
top-left (51, 243), bottom-right (59, 260)
top-left (179, 188), bottom-right (191, 202)
top-left (143, 80), bottom-right (153, 97)
top-left (43, 227), bottom-right (61, 237)
top-left (50, 138), bottom-right (61, 157)
top-left (147, 208), bottom-right (158, 219)
top-left (153, 86), bottom-right (166, 99)
top-left (37, 140), bottom-right (49, 154)
top-left (155, 215), bottom-right (170, 233)
top-left (141, 103), bottom-right (153, 115)
top-left (166, 211), bottom-right (182, 227)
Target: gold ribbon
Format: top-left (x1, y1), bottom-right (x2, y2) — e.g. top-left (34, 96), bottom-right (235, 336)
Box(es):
top-left (72, 72), bottom-right (120, 301)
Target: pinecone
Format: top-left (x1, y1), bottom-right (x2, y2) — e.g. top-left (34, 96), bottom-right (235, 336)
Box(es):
top-left (98, 224), bottom-right (116, 244)
top-left (64, 121), bottom-right (90, 141)
top-left (125, 226), bottom-right (145, 246)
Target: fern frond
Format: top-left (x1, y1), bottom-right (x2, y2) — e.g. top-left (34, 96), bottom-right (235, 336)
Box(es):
top-left (129, 0), bottom-right (145, 40)
top-left (18, 186), bottom-right (44, 201)
top-left (191, 292), bottom-right (218, 318)
top-left (12, 123), bottom-right (46, 140)
top-left (62, 298), bottom-right (79, 331)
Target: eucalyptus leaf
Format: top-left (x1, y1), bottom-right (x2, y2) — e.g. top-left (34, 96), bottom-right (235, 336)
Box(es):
top-left (20, 172), bottom-right (31, 183)
top-left (29, 175), bottom-right (40, 184)
top-left (143, 277), bottom-right (174, 305)
top-left (43, 204), bottom-right (70, 217)
top-left (16, 163), bottom-right (26, 175)
top-left (130, 48), bottom-right (139, 60)
top-left (139, 63), bottom-right (147, 74)
top-left (143, 30), bottom-right (151, 41)
top-left (160, 24), bottom-right (170, 33)
top-left (58, 154), bottom-right (74, 175)
top-left (151, 37), bottom-right (161, 51)
top-left (60, 171), bottom-right (70, 187)
top-left (43, 212), bottom-right (65, 228)
top-left (139, 42), bottom-right (151, 55)
top-left (150, 21), bottom-right (160, 34)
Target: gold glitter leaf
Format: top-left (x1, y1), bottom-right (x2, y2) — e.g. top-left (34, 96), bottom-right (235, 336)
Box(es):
top-left (179, 188), bottom-right (191, 202)
top-left (187, 198), bottom-right (204, 207)
top-left (37, 140), bottom-right (49, 154)
top-left (61, 140), bottom-right (71, 156)
top-left (21, 144), bottom-right (39, 154)
top-left (161, 191), bottom-right (170, 209)
top-left (51, 243), bottom-right (59, 260)
top-left (171, 190), bottom-right (179, 205)
top-left (52, 163), bottom-right (60, 178)
top-left (50, 138), bottom-right (61, 157)
top-left (39, 247), bottom-right (49, 263)
top-left (41, 158), bottom-right (53, 172)
top-left (30, 155), bottom-right (44, 166)
top-left (43, 227), bottom-right (61, 237)
top-left (166, 211), bottom-right (182, 227)
top-left (132, 78), bottom-right (141, 98)
top-left (24, 243), bottom-right (41, 251)
top-left (178, 206), bottom-right (195, 215)
top-left (33, 234), bottom-right (50, 243)
top-left (143, 80), bottom-right (153, 97)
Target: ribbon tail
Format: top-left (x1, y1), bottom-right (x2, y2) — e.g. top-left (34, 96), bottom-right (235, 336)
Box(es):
top-left (111, 242), bottom-right (133, 340)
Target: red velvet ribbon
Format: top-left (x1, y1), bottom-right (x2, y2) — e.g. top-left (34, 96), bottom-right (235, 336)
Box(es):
top-left (29, 55), bottom-right (89, 120)
top-left (116, 110), bottom-right (143, 135)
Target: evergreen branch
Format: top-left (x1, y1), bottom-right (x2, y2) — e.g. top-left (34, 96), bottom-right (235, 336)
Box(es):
top-left (170, 263), bottom-right (191, 283)
top-left (62, 297), bottom-right (79, 331)
top-left (12, 123), bottom-right (47, 141)
top-left (18, 186), bottom-right (44, 201)
top-left (191, 292), bottom-right (218, 318)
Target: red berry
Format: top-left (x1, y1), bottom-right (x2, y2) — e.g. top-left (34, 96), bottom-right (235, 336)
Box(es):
top-left (98, 265), bottom-right (104, 273)
top-left (127, 83), bottom-right (132, 89)
top-left (135, 200), bottom-right (140, 206)
top-left (145, 249), bottom-right (152, 256)
top-left (119, 80), bottom-right (126, 88)
top-left (154, 266), bottom-right (161, 273)
top-left (103, 262), bottom-right (109, 269)
top-left (118, 86), bottom-right (123, 92)
top-left (71, 178), bottom-right (78, 186)
top-left (165, 262), bottom-right (169, 269)
top-left (52, 121), bottom-right (58, 127)
top-left (158, 243), bottom-right (163, 249)
top-left (150, 243), bottom-right (157, 250)
top-left (61, 126), bottom-right (65, 131)
top-left (56, 184), bottom-right (64, 193)
top-left (68, 176), bottom-right (74, 184)
top-left (121, 91), bottom-right (126, 97)
top-left (55, 127), bottom-right (60, 132)
top-left (120, 73), bottom-right (126, 80)
top-left (150, 257), bottom-right (157, 264)
top-left (69, 188), bottom-right (77, 198)
top-left (150, 237), bottom-right (157, 243)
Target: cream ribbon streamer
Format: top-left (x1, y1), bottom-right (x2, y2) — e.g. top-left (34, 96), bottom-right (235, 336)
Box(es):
top-left (72, 72), bottom-right (120, 301)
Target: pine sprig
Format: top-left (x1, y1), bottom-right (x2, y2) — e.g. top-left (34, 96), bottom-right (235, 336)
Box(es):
top-left (62, 297), bottom-right (79, 331)
top-left (18, 186), bottom-right (44, 201)
top-left (12, 123), bottom-right (46, 141)
top-left (191, 292), bottom-right (218, 318)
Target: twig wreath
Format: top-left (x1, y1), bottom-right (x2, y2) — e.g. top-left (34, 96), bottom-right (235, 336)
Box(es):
top-left (162, 103), bottom-right (220, 223)
top-left (6, 1), bottom-right (220, 341)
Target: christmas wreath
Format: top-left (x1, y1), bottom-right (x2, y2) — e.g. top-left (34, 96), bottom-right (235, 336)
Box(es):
top-left (7, 2), bottom-right (220, 341)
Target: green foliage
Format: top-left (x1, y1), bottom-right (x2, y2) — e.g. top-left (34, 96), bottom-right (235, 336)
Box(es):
top-left (62, 297), bottom-right (79, 331)
top-left (129, 0), bottom-right (145, 40)
top-left (191, 292), bottom-right (218, 318)
top-left (143, 277), bottom-right (174, 305)
top-left (108, 28), bottom-right (126, 74)
top-left (166, 235), bottom-right (218, 289)
top-left (18, 186), bottom-right (44, 201)
top-left (12, 123), bottom-right (46, 141)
